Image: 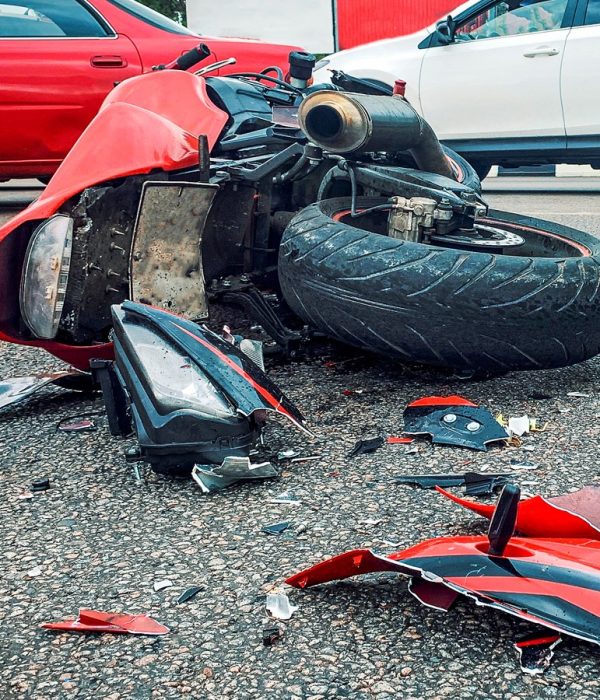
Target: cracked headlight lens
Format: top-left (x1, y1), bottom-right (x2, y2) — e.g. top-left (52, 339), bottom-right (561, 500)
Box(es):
top-left (20, 215), bottom-right (73, 339)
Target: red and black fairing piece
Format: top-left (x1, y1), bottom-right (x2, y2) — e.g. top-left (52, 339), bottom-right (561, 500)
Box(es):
top-left (403, 396), bottom-right (508, 451)
top-left (93, 301), bottom-right (310, 475)
top-left (42, 609), bottom-right (169, 636)
top-left (286, 485), bottom-right (600, 651)
top-left (437, 484), bottom-right (600, 539)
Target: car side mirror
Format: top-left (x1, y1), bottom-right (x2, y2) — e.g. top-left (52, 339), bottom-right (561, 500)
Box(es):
top-left (434, 16), bottom-right (456, 45)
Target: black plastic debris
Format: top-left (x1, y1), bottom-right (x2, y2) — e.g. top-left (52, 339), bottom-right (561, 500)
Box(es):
top-left (177, 586), bottom-right (203, 604)
top-left (262, 521), bottom-right (291, 535)
top-left (393, 472), bottom-right (514, 497)
top-left (514, 632), bottom-right (562, 675)
top-left (263, 625), bottom-right (283, 646)
top-left (31, 478), bottom-right (50, 492)
top-left (349, 436), bottom-right (384, 457)
top-left (403, 396), bottom-right (509, 451)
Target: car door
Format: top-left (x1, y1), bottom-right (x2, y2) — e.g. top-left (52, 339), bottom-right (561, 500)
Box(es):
top-left (561, 0), bottom-right (600, 141)
top-left (418, 0), bottom-right (575, 141)
top-left (0, 0), bottom-right (141, 178)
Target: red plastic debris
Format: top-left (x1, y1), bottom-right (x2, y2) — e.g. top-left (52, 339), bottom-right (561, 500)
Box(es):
top-left (386, 436), bottom-right (414, 444)
top-left (436, 485), bottom-right (600, 539)
top-left (42, 609), bottom-right (169, 636)
top-left (407, 395), bottom-right (478, 408)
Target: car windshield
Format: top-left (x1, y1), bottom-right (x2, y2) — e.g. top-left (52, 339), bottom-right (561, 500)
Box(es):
top-left (106, 0), bottom-right (197, 35)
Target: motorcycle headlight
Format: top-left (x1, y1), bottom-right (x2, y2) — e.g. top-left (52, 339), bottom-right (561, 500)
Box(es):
top-left (20, 215), bottom-right (73, 339)
top-left (122, 320), bottom-right (235, 419)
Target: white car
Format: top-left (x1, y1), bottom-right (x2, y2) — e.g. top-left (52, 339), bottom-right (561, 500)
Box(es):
top-left (313, 0), bottom-right (600, 179)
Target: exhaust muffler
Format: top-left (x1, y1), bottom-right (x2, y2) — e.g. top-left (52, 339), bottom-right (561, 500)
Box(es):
top-left (298, 90), bottom-right (454, 180)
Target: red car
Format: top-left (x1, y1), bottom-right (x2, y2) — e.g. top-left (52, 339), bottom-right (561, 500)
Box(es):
top-left (0, 0), bottom-right (301, 179)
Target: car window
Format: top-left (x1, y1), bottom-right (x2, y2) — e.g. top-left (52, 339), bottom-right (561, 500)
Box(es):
top-left (454, 0), bottom-right (569, 41)
top-left (585, 0), bottom-right (600, 25)
top-left (0, 0), bottom-right (109, 37)
top-left (106, 0), bottom-right (197, 35)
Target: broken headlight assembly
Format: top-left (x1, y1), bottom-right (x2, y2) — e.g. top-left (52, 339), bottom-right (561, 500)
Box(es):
top-left (93, 301), bottom-right (309, 476)
top-left (19, 215), bottom-right (73, 339)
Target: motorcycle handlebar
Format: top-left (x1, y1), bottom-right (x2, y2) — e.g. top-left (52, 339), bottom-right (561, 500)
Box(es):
top-left (155, 43), bottom-right (211, 72)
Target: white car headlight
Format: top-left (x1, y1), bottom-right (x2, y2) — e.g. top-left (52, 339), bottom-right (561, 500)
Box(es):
top-left (313, 58), bottom-right (330, 71)
top-left (20, 215), bottom-right (73, 339)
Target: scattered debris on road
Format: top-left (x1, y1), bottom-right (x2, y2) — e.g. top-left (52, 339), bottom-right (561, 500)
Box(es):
top-left (42, 610), bottom-right (169, 635)
top-left (266, 591), bottom-right (298, 620)
top-left (393, 471), bottom-right (513, 496)
top-left (403, 396), bottom-right (509, 451)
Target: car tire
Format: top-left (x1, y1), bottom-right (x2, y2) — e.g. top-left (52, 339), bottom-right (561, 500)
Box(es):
top-left (278, 196), bottom-right (600, 372)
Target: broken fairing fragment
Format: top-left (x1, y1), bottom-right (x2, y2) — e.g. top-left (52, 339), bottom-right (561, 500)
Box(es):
top-left (42, 609), bottom-right (169, 635)
top-left (192, 457), bottom-right (278, 492)
top-left (94, 302), bottom-right (310, 475)
top-left (348, 436), bottom-right (385, 457)
top-left (393, 472), bottom-right (514, 497)
top-left (514, 632), bottom-right (562, 675)
top-left (286, 485), bottom-right (600, 664)
top-left (0, 369), bottom-right (86, 410)
top-left (403, 395), bottom-right (508, 451)
top-left (436, 484), bottom-right (600, 538)
top-left (266, 591), bottom-right (298, 620)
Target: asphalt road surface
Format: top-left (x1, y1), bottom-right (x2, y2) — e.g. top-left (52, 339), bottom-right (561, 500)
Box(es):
top-left (1, 184), bottom-right (600, 699)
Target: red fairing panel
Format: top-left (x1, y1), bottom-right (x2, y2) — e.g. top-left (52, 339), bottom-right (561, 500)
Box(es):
top-left (437, 486), bottom-right (600, 539)
top-left (287, 536), bottom-right (600, 646)
top-left (0, 71), bottom-right (228, 369)
top-left (42, 609), bottom-right (169, 635)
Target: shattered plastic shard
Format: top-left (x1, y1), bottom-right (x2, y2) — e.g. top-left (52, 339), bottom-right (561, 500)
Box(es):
top-left (265, 592), bottom-right (298, 620)
top-left (0, 369), bottom-right (84, 410)
top-left (393, 472), bottom-right (512, 496)
top-left (58, 418), bottom-right (96, 432)
top-left (508, 415), bottom-right (530, 437)
top-left (153, 579), bottom-right (173, 592)
top-left (192, 458), bottom-right (278, 493)
top-left (437, 485), bottom-right (600, 539)
top-left (262, 521), bottom-right (291, 535)
top-left (403, 396), bottom-right (508, 451)
top-left (270, 492), bottom-right (301, 505)
top-left (177, 586), bottom-right (203, 604)
top-left (42, 609), bottom-right (169, 635)
top-left (263, 624), bottom-right (283, 646)
top-left (514, 632), bottom-right (561, 675)
top-left (349, 436), bottom-right (385, 457)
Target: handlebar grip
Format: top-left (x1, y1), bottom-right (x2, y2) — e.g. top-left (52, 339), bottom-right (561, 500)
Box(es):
top-left (175, 43), bottom-right (211, 71)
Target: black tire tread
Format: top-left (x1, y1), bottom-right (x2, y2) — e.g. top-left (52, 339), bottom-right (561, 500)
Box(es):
top-left (278, 197), bottom-right (600, 371)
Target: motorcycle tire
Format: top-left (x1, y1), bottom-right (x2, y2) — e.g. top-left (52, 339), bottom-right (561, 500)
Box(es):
top-left (278, 197), bottom-right (600, 372)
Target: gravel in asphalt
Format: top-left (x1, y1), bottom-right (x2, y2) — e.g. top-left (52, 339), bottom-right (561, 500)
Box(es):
top-left (1, 191), bottom-right (600, 699)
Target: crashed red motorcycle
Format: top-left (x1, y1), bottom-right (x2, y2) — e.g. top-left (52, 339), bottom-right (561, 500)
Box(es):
top-left (2, 47), bottom-right (600, 374)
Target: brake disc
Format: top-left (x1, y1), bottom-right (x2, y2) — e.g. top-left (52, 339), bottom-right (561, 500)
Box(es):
top-left (429, 223), bottom-right (525, 250)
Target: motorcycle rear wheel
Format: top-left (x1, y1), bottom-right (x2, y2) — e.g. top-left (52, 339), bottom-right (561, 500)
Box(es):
top-left (278, 197), bottom-right (600, 372)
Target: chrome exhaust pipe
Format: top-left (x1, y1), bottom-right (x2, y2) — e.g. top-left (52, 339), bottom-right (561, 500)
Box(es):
top-left (298, 90), bottom-right (454, 180)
